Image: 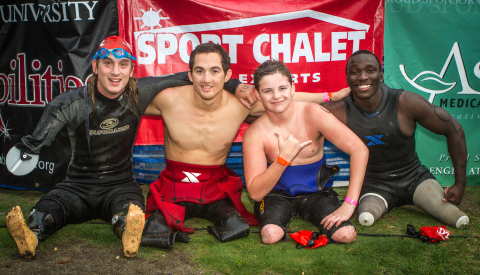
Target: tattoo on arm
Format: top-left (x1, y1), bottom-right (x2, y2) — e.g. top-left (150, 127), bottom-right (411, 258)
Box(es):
top-left (319, 105), bottom-right (330, 113)
top-left (417, 96), bottom-right (464, 138)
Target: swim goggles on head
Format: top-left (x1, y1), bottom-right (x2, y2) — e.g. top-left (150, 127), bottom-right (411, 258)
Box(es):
top-left (93, 48), bottom-right (137, 60)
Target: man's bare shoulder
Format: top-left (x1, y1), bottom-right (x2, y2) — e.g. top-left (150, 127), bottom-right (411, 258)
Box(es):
top-left (398, 90), bottom-right (432, 116)
top-left (153, 85), bottom-right (192, 107)
top-left (222, 89), bottom-right (252, 114)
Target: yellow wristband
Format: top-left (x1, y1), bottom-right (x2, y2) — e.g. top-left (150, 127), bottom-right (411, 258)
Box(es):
top-left (277, 156), bottom-right (291, 166)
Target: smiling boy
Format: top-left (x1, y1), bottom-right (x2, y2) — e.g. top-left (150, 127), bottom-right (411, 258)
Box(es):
top-left (242, 60), bottom-right (368, 244)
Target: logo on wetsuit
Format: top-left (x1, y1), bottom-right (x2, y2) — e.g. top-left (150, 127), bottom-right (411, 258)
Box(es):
top-left (100, 118), bottom-right (119, 129)
top-left (181, 171), bottom-right (201, 183)
top-left (365, 135), bottom-right (385, 146)
top-left (90, 118), bottom-right (129, 135)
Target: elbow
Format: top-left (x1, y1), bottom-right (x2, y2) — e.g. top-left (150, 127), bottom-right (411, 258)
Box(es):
top-left (250, 194), bottom-right (264, 202)
top-left (247, 188), bottom-right (264, 202)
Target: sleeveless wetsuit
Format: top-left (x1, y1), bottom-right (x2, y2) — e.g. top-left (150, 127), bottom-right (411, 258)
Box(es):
top-left (272, 156), bottom-right (333, 196)
top-left (344, 83), bottom-right (434, 209)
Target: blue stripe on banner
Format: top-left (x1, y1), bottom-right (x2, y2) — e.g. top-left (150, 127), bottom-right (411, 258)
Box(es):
top-left (0, 183), bottom-right (50, 192)
top-left (133, 140), bottom-right (351, 186)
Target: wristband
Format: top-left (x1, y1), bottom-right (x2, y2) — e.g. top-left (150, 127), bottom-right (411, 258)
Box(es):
top-left (345, 196), bottom-right (358, 206)
top-left (323, 92), bottom-right (329, 103)
top-left (327, 92), bottom-right (333, 101)
top-left (276, 156), bottom-right (291, 166)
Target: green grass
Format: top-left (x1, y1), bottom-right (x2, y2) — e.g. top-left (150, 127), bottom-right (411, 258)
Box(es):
top-left (1, 185), bottom-right (479, 274)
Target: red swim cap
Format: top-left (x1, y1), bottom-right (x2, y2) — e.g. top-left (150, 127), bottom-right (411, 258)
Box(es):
top-left (97, 35), bottom-right (134, 56)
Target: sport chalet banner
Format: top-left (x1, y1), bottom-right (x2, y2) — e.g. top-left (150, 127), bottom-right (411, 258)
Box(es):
top-left (384, 0), bottom-right (480, 186)
top-left (117, 0), bottom-right (385, 145)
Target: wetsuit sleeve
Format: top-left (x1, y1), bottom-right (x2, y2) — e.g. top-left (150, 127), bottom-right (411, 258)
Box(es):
top-left (15, 92), bottom-right (82, 155)
top-left (137, 71), bottom-right (190, 86)
top-left (224, 78), bottom-right (241, 95)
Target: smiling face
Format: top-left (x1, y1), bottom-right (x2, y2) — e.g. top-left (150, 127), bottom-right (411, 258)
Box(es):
top-left (92, 55), bottom-right (133, 99)
top-left (188, 52), bottom-right (232, 101)
top-left (346, 53), bottom-right (384, 104)
top-left (257, 72), bottom-right (295, 114)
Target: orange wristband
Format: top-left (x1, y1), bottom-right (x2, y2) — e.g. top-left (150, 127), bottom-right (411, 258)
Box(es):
top-left (277, 156), bottom-right (291, 166)
top-left (327, 92), bottom-right (333, 101)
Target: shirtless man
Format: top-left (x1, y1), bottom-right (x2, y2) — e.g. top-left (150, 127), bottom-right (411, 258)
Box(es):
top-left (242, 60), bottom-right (368, 244)
top-left (324, 50), bottom-right (469, 228)
top-left (140, 43), bottom-right (348, 248)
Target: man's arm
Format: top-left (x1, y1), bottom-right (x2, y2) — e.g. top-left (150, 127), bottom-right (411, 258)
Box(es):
top-left (243, 126), bottom-right (312, 202)
top-left (312, 105), bottom-right (369, 230)
top-left (294, 87), bottom-right (351, 104)
top-left (235, 85), bottom-right (350, 110)
top-left (400, 91), bottom-right (467, 204)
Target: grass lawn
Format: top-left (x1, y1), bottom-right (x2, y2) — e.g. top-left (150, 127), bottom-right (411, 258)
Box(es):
top-left (1, 185), bottom-right (479, 274)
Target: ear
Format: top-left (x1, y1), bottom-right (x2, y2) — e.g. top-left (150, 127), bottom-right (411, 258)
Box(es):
top-left (188, 70), bottom-right (193, 82)
top-left (92, 60), bottom-right (97, 74)
top-left (129, 64), bottom-right (134, 78)
top-left (224, 69), bottom-right (232, 82)
top-left (291, 83), bottom-right (296, 96)
top-left (380, 72), bottom-right (384, 82)
top-left (254, 89), bottom-right (261, 102)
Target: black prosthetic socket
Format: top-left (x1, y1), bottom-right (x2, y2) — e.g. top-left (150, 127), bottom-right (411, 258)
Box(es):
top-left (28, 208), bottom-right (56, 242)
top-left (141, 210), bottom-right (188, 249)
top-left (112, 208), bottom-right (128, 239)
top-left (206, 213), bottom-right (250, 243)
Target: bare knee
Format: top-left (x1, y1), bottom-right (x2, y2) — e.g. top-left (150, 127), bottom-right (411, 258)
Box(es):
top-left (261, 224), bottom-right (284, 244)
top-left (331, 225), bottom-right (356, 244)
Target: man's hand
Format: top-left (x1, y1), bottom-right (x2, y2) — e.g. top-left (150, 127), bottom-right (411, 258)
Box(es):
top-left (275, 132), bottom-right (312, 162)
top-left (331, 87), bottom-right (351, 101)
top-left (443, 184), bottom-right (465, 205)
top-left (321, 202), bottom-right (356, 230)
top-left (235, 84), bottom-right (258, 109)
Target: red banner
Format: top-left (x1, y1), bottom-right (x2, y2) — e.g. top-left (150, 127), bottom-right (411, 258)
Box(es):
top-left (117, 0), bottom-right (385, 144)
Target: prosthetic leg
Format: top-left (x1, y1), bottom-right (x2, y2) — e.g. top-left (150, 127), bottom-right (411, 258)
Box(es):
top-left (6, 206), bottom-right (55, 258)
top-left (112, 204), bottom-right (145, 258)
top-left (140, 210), bottom-right (190, 249)
top-left (413, 179), bottom-right (469, 228)
top-left (357, 194), bottom-right (388, 226)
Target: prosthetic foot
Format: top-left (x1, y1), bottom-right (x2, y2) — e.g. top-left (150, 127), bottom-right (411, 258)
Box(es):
top-left (357, 194), bottom-right (388, 226)
top-left (122, 204), bottom-right (145, 258)
top-left (6, 206), bottom-right (38, 258)
top-left (413, 179), bottom-right (469, 229)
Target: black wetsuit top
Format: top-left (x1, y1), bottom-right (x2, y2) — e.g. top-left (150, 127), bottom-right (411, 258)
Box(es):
top-left (15, 72), bottom-right (241, 185)
top-left (344, 83), bottom-right (432, 190)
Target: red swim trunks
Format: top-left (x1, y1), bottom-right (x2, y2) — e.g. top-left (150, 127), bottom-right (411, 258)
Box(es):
top-left (146, 159), bottom-right (257, 233)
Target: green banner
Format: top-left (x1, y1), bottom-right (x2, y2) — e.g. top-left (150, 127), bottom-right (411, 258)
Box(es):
top-left (384, 0), bottom-right (480, 186)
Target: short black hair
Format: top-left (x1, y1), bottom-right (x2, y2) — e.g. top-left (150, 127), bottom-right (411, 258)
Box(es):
top-left (345, 50), bottom-right (381, 73)
top-left (189, 43), bottom-right (230, 73)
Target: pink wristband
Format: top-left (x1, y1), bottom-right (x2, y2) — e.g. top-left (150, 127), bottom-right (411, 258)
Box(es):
top-left (345, 196), bottom-right (358, 206)
top-left (323, 92), bottom-right (329, 103)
